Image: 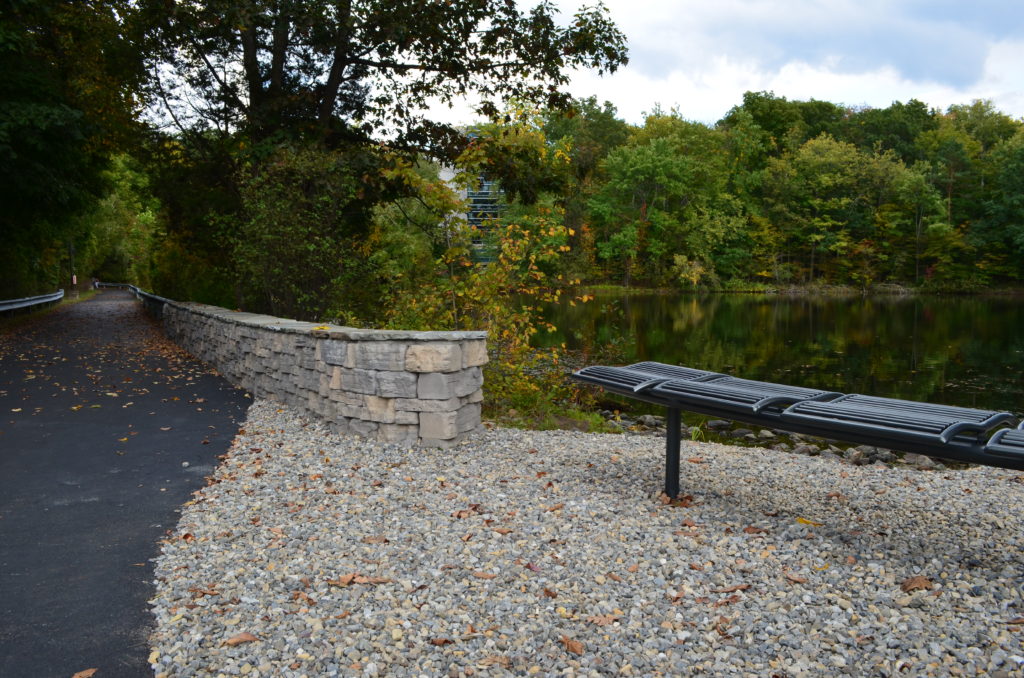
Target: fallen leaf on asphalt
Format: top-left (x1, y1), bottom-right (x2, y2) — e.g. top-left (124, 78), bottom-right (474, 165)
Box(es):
top-left (71, 670), bottom-right (97, 678)
top-left (223, 632), bottom-right (259, 646)
top-left (900, 575), bottom-right (934, 592)
top-left (160, 426), bottom-right (171, 431)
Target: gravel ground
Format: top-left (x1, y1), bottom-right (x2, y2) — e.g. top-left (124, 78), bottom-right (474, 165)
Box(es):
top-left (150, 399), bottom-right (1024, 677)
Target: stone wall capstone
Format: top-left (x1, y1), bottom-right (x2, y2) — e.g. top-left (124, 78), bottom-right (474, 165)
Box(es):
top-left (160, 301), bottom-right (486, 446)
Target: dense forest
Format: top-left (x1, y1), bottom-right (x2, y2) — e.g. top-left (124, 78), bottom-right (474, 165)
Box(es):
top-left (4, 2), bottom-right (1024, 327)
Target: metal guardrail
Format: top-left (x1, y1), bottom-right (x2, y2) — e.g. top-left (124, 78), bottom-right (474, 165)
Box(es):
top-left (0, 289), bottom-right (65, 313)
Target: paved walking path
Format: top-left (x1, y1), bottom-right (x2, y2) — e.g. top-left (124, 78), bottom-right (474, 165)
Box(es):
top-left (0, 290), bottom-right (250, 678)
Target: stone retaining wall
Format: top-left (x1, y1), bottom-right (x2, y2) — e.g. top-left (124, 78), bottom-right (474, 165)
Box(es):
top-left (161, 302), bottom-right (486, 446)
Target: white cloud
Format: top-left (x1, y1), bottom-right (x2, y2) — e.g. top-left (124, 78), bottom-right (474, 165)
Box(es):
top-left (429, 1), bottom-right (1024, 127)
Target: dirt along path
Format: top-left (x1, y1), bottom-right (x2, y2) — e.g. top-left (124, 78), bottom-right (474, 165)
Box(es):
top-left (0, 289), bottom-right (251, 678)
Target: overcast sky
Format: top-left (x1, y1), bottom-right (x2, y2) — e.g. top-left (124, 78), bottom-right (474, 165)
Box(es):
top-left (433, 0), bottom-right (1024, 126)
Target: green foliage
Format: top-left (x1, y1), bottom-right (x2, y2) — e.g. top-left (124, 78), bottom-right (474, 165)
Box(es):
top-left (77, 155), bottom-right (160, 287)
top-left (0, 0), bottom-right (143, 296)
top-left (227, 145), bottom-right (380, 320)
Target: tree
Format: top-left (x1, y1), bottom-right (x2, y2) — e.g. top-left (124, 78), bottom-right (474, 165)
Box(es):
top-left (542, 96), bottom-right (631, 273)
top-left (0, 0), bottom-right (143, 295)
top-left (139, 0), bottom-right (627, 158)
top-left (838, 99), bottom-right (938, 163)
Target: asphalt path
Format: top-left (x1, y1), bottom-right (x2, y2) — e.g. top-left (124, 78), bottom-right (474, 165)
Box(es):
top-left (0, 290), bottom-right (250, 678)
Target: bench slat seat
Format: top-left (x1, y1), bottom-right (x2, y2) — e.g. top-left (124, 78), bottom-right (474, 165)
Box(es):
top-left (626, 362), bottom-right (720, 380)
top-left (985, 423), bottom-right (1024, 459)
top-left (572, 364), bottom-right (719, 396)
top-left (781, 394), bottom-right (1014, 445)
top-left (650, 377), bottom-right (841, 416)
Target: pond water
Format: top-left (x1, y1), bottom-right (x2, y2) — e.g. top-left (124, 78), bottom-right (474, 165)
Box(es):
top-left (538, 292), bottom-right (1024, 416)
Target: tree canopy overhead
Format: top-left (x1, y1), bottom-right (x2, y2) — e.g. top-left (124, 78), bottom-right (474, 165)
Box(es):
top-left (140, 0), bottom-right (628, 157)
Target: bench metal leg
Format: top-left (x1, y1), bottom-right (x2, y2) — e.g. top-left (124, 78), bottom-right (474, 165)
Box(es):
top-left (665, 407), bottom-right (681, 498)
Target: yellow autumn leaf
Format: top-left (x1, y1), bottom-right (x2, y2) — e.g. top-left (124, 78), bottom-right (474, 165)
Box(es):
top-left (796, 517), bottom-right (823, 526)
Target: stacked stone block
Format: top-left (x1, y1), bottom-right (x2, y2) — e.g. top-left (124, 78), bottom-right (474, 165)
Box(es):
top-left (161, 302), bottom-right (486, 446)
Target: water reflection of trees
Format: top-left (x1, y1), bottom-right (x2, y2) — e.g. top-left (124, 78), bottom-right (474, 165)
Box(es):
top-left (540, 293), bottom-right (1024, 414)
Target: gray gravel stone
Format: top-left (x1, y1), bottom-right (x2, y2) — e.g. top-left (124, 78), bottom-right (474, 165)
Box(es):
top-left (150, 399), bottom-right (1024, 678)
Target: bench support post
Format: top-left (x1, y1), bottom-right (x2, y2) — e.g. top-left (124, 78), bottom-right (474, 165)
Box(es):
top-left (665, 407), bottom-right (681, 498)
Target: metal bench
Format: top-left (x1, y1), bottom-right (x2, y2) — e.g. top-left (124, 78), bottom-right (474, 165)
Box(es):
top-left (986, 422), bottom-right (1024, 460)
top-left (572, 362), bottom-right (1022, 498)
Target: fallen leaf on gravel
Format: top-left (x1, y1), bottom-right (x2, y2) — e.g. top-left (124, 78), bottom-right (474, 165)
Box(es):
top-left (900, 575), bottom-right (933, 592)
top-left (687, 457), bottom-right (705, 464)
top-left (546, 502), bottom-right (564, 512)
top-left (353, 575), bottom-right (392, 585)
top-left (223, 632), bottom-right (259, 646)
top-left (606, 572), bottom-right (623, 582)
top-left (478, 655), bottom-right (512, 668)
top-left (743, 526), bottom-right (767, 534)
top-left (560, 636), bottom-right (584, 655)
top-left (72, 670), bottom-right (98, 678)
top-left (472, 571), bottom-right (497, 579)
top-left (712, 584), bottom-right (750, 593)
top-left (627, 563), bottom-right (639, 573)
top-left (542, 588), bottom-right (558, 598)
top-left (796, 517), bottom-right (823, 526)
top-left (714, 594), bottom-right (742, 607)
top-left (586, 614), bottom-right (620, 626)
top-left (430, 637), bottom-right (454, 646)
top-left (327, 573), bottom-right (357, 587)
top-left (784, 572), bottom-right (808, 584)
top-left (493, 528), bottom-right (513, 535)
top-left (361, 536), bottom-right (389, 544)
top-left (1005, 617), bottom-right (1024, 625)
top-left (188, 587), bottom-right (219, 598)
